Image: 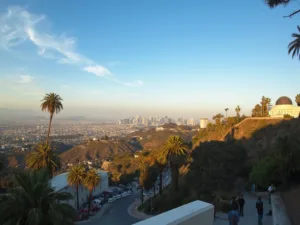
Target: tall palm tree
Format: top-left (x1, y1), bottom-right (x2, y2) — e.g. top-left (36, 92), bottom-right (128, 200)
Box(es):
top-left (235, 105), bottom-right (241, 119)
top-left (288, 26), bottom-right (300, 60)
top-left (67, 165), bottom-right (86, 210)
top-left (225, 108), bottom-right (229, 118)
top-left (41, 93), bottom-right (63, 144)
top-left (155, 154), bottom-right (167, 195)
top-left (83, 169), bottom-right (100, 217)
top-left (26, 143), bottom-right (61, 178)
top-left (161, 136), bottom-right (189, 191)
top-left (295, 94), bottom-right (300, 106)
top-left (0, 169), bottom-right (75, 225)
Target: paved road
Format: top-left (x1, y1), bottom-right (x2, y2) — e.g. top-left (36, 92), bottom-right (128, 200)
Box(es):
top-left (84, 191), bottom-right (142, 225)
top-left (82, 170), bottom-right (171, 225)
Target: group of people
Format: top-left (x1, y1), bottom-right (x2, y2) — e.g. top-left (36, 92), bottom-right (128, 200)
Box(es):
top-left (228, 195), bottom-right (264, 225)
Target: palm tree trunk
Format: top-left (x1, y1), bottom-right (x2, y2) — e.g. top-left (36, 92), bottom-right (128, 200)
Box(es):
top-left (153, 185), bottom-right (155, 197)
top-left (88, 191), bottom-right (92, 218)
top-left (159, 172), bottom-right (163, 195)
top-left (46, 113), bottom-right (54, 145)
top-left (171, 163), bottom-right (179, 191)
top-left (76, 184), bottom-right (79, 210)
top-left (141, 188), bottom-right (144, 205)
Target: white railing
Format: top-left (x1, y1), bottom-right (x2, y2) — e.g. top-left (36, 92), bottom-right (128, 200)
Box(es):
top-left (132, 200), bottom-right (214, 225)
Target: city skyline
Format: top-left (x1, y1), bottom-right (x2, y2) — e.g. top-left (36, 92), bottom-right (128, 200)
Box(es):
top-left (0, 1), bottom-right (300, 119)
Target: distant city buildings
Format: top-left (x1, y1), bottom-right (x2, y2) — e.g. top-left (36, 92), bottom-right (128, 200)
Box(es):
top-left (199, 118), bottom-right (209, 129)
top-left (118, 115), bottom-right (204, 127)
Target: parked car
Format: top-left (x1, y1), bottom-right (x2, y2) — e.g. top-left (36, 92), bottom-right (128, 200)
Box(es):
top-left (108, 196), bottom-right (116, 203)
top-left (115, 194), bottom-right (121, 200)
top-left (93, 199), bottom-right (102, 205)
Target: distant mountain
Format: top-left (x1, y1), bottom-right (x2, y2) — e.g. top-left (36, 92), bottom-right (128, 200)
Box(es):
top-left (60, 140), bottom-right (142, 164)
top-left (0, 108), bottom-right (46, 122)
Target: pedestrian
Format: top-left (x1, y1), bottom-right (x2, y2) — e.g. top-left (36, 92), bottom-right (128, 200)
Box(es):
top-left (237, 195), bottom-right (245, 217)
top-left (267, 184), bottom-right (275, 205)
top-left (252, 183), bottom-right (256, 193)
top-left (228, 203), bottom-right (240, 225)
top-left (256, 196), bottom-right (264, 225)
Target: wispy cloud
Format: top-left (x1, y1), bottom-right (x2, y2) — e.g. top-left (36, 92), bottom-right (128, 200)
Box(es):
top-left (0, 6), bottom-right (143, 87)
top-left (19, 74), bottom-right (33, 84)
top-left (0, 74), bottom-right (44, 96)
top-left (83, 65), bottom-right (112, 77)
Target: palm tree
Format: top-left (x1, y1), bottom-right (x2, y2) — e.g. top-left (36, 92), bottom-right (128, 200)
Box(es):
top-left (155, 154), bottom-right (167, 195)
top-left (41, 93), bottom-right (63, 144)
top-left (161, 136), bottom-right (189, 191)
top-left (225, 108), bottom-right (229, 118)
top-left (0, 169), bottom-right (75, 225)
top-left (295, 94), bottom-right (300, 106)
top-left (83, 169), bottom-right (100, 217)
top-left (67, 165), bottom-right (86, 210)
top-left (288, 26), bottom-right (300, 60)
top-left (235, 105), bottom-right (241, 119)
top-left (26, 143), bottom-right (61, 178)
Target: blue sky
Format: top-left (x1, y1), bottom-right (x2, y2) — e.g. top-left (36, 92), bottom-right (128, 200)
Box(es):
top-left (0, 0), bottom-right (299, 119)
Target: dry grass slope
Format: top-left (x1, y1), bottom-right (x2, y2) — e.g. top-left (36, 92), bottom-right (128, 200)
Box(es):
top-left (60, 140), bottom-right (142, 163)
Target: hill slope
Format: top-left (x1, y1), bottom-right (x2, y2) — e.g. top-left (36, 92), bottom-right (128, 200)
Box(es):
top-left (60, 140), bottom-right (142, 163)
top-left (129, 128), bottom-right (196, 150)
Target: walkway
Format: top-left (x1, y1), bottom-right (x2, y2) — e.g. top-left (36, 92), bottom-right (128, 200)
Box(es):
top-left (215, 192), bottom-right (272, 225)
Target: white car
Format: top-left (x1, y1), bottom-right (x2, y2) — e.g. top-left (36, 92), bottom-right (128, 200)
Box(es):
top-left (93, 199), bottom-right (101, 205)
top-left (121, 192), bottom-right (128, 198)
top-left (108, 196), bottom-right (116, 203)
top-left (115, 194), bottom-right (121, 200)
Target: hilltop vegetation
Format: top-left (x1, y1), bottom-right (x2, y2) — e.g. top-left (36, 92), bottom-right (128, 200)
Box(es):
top-left (60, 140), bottom-right (142, 164)
top-left (129, 125), bottom-right (196, 151)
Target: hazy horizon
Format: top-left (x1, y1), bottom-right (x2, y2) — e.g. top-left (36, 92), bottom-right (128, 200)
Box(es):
top-left (0, 1), bottom-right (299, 120)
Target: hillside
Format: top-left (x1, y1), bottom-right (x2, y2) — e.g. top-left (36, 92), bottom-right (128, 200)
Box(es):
top-left (129, 127), bottom-right (196, 150)
top-left (147, 118), bottom-right (300, 214)
top-left (60, 140), bottom-right (142, 163)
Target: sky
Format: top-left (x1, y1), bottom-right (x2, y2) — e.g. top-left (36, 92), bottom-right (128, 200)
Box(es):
top-left (0, 0), bottom-right (299, 120)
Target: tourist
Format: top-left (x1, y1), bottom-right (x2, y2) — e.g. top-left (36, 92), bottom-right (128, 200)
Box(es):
top-left (237, 195), bottom-right (245, 217)
top-left (256, 196), bottom-right (264, 225)
top-left (268, 184), bottom-right (275, 204)
top-left (252, 183), bottom-right (256, 193)
top-left (228, 203), bottom-right (240, 225)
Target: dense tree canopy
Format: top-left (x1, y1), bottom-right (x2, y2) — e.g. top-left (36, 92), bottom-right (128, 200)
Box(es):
top-left (0, 169), bottom-right (75, 225)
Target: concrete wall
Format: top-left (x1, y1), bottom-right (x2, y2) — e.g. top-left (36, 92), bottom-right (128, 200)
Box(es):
top-left (59, 172), bottom-right (109, 209)
top-left (132, 200), bottom-right (214, 225)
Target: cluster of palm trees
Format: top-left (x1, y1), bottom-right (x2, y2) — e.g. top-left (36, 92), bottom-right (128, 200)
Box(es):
top-left (139, 135), bottom-right (190, 205)
top-left (0, 93), bottom-right (100, 225)
top-left (67, 165), bottom-right (101, 217)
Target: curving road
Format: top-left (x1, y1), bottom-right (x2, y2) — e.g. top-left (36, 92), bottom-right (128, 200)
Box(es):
top-left (84, 191), bottom-right (142, 225)
top-left (82, 170), bottom-right (171, 225)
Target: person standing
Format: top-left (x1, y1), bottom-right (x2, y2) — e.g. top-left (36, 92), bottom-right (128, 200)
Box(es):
top-left (237, 195), bottom-right (245, 217)
top-left (268, 184), bottom-right (274, 204)
top-left (228, 203), bottom-right (240, 225)
top-left (256, 196), bottom-right (264, 225)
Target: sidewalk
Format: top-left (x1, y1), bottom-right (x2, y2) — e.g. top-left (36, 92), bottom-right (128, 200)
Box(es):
top-left (215, 192), bottom-right (273, 225)
top-left (127, 199), bottom-right (153, 220)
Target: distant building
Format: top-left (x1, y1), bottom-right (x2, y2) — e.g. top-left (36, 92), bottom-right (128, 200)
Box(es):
top-left (199, 118), bottom-right (209, 129)
top-left (156, 127), bottom-right (165, 131)
top-left (51, 170), bottom-right (109, 209)
top-left (269, 96), bottom-right (300, 118)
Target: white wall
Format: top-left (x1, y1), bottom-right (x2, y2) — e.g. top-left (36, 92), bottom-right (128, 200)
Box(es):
top-left (132, 200), bottom-right (214, 225)
top-left (59, 172), bottom-right (109, 209)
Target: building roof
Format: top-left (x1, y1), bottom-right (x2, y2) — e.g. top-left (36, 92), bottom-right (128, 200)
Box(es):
top-left (275, 96), bottom-right (293, 106)
top-left (50, 170), bottom-right (108, 192)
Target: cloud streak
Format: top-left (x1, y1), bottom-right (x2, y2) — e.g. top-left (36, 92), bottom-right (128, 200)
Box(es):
top-left (0, 6), bottom-right (143, 87)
